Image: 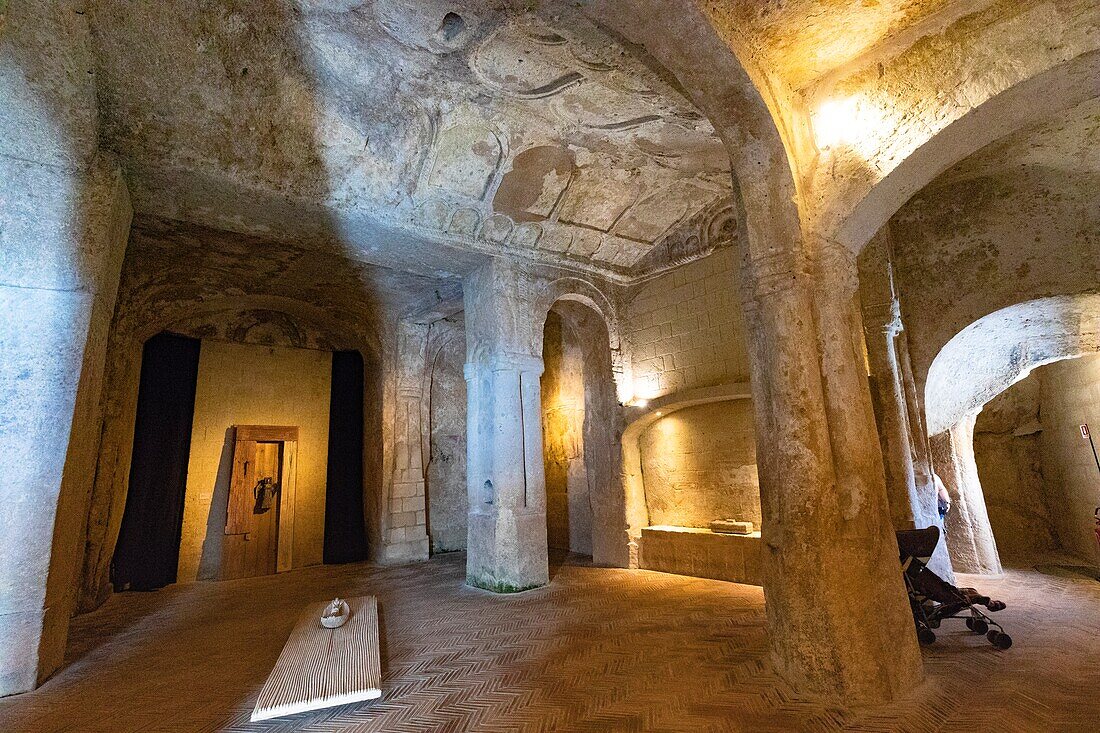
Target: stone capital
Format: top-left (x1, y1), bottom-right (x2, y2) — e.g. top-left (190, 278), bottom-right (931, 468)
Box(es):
top-left (464, 352), bottom-right (544, 378)
top-left (862, 298), bottom-right (903, 335)
top-left (738, 248), bottom-right (810, 304)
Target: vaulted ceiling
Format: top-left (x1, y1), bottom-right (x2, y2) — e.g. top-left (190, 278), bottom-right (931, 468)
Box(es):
top-left (88, 0), bottom-right (737, 281)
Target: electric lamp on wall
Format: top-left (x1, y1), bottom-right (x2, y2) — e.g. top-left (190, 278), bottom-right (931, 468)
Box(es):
top-left (811, 95), bottom-right (886, 157)
top-left (618, 373), bottom-right (659, 408)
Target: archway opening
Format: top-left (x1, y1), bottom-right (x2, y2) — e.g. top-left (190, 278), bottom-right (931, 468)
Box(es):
top-left (111, 325), bottom-right (374, 588)
top-left (424, 322), bottom-right (468, 555)
top-left (971, 352), bottom-right (1100, 572)
top-left (925, 295), bottom-right (1100, 573)
top-left (539, 299), bottom-right (617, 567)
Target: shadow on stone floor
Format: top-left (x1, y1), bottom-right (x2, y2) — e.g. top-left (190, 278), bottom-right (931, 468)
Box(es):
top-left (1, 553), bottom-right (1098, 732)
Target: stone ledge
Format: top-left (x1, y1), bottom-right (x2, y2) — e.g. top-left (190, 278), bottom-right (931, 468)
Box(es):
top-left (639, 525), bottom-right (762, 586)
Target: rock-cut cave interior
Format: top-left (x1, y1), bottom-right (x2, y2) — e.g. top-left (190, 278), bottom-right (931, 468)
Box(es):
top-left (1, 1), bottom-right (1099, 730)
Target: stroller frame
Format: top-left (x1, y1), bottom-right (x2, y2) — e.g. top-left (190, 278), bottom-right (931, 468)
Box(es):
top-left (897, 527), bottom-right (1012, 649)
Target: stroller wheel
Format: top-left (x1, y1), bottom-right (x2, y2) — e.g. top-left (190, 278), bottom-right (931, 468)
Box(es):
top-left (966, 617), bottom-right (988, 635)
top-left (987, 630), bottom-right (1013, 649)
top-left (917, 627), bottom-right (937, 645)
top-left (927, 617), bottom-right (940, 629)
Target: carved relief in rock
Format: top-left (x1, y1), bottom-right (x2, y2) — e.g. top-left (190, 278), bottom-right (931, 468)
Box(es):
top-left (426, 122), bottom-right (504, 200)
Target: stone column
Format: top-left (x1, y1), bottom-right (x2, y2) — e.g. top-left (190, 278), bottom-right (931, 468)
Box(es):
top-left (0, 4), bottom-right (132, 696)
top-left (863, 318), bottom-right (921, 530)
top-left (382, 322), bottom-right (431, 563)
top-left (464, 260), bottom-right (549, 592)
top-left (740, 237), bottom-right (922, 703)
top-left (930, 416), bottom-right (1003, 575)
top-left (858, 232), bottom-right (918, 528)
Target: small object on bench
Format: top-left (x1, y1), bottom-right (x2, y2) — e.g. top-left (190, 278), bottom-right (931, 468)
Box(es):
top-left (709, 519), bottom-right (754, 535)
top-left (251, 596), bottom-right (381, 722)
top-left (321, 598), bottom-right (350, 629)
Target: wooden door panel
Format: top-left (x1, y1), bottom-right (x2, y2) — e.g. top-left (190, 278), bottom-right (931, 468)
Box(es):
top-left (221, 426), bottom-right (297, 580)
top-left (226, 439), bottom-right (256, 535)
top-left (250, 442), bottom-right (281, 576)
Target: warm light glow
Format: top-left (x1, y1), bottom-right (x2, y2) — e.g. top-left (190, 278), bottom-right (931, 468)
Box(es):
top-left (655, 411), bottom-right (663, 417)
top-left (811, 96), bottom-right (887, 156)
top-left (628, 398), bottom-right (649, 408)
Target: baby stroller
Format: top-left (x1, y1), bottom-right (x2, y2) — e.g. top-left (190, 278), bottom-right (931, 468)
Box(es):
top-left (896, 526), bottom-right (1012, 649)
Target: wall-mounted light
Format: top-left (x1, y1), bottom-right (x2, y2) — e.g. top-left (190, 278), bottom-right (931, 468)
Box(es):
top-left (811, 95), bottom-right (886, 156)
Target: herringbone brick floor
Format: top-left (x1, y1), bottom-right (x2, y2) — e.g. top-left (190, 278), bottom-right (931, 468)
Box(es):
top-left (1, 553), bottom-right (1097, 732)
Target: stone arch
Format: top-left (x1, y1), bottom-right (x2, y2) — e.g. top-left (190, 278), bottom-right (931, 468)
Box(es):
top-left (534, 276), bottom-right (620, 349)
top-left (79, 295), bottom-right (385, 611)
top-left (924, 294), bottom-right (1100, 574)
top-left (534, 280), bottom-right (625, 566)
top-left (420, 319), bottom-right (468, 554)
top-left (619, 382), bottom-right (754, 567)
top-left (829, 51), bottom-right (1100, 254)
top-left (588, 1), bottom-right (924, 703)
top-left (926, 294), bottom-right (1100, 437)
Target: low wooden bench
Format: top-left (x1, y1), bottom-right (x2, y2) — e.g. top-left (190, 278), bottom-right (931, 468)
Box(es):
top-left (251, 596), bottom-right (382, 722)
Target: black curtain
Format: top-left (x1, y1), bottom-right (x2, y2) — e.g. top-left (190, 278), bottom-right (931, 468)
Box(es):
top-left (112, 332), bottom-right (201, 592)
top-left (324, 350), bottom-right (368, 563)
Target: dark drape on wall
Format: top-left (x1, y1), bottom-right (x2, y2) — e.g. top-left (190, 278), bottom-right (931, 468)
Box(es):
top-left (324, 350), bottom-right (368, 563)
top-left (112, 332), bottom-right (202, 592)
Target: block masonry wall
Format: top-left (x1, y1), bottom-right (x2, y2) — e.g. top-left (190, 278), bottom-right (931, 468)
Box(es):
top-left (624, 248), bottom-right (750, 400)
top-left (621, 249), bottom-right (759, 532)
top-left (640, 401), bottom-right (761, 530)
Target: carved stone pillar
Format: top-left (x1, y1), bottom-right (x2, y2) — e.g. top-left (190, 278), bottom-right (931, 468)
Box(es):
top-left (740, 237), bottom-right (922, 703)
top-left (463, 260), bottom-right (549, 592)
top-left (382, 322), bottom-right (431, 563)
top-left (893, 329), bottom-right (955, 578)
top-left (858, 232), bottom-right (918, 528)
top-left (930, 416), bottom-right (1003, 575)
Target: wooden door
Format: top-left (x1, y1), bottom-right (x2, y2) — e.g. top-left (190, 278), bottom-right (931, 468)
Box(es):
top-left (222, 426), bottom-right (298, 580)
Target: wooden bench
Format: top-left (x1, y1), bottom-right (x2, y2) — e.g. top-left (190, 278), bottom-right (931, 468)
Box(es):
top-left (251, 596), bottom-right (381, 722)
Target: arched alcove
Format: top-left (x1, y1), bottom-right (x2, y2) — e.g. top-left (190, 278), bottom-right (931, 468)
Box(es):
top-left (423, 321), bottom-right (468, 554)
top-left (538, 298), bottom-right (619, 567)
top-left (925, 294), bottom-right (1100, 573)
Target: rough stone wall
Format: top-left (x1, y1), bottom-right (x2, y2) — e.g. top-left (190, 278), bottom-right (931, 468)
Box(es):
top-left (178, 340), bottom-right (332, 582)
top-left (973, 376), bottom-right (1059, 562)
top-left (623, 248), bottom-right (750, 400)
top-left (569, 301), bottom-right (621, 566)
top-left (1037, 354), bottom-right (1100, 564)
top-left (0, 0), bottom-right (136, 693)
top-left (425, 332), bottom-right (467, 553)
top-left (891, 99), bottom-right (1100, 410)
top-left (639, 400), bottom-right (760, 529)
top-left (541, 310), bottom-right (593, 555)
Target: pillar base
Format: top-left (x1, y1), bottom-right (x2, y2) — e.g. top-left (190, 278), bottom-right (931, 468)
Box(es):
top-left (466, 511), bottom-right (549, 593)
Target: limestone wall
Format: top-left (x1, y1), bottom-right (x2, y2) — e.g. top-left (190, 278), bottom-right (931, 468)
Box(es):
top-left (425, 332), bottom-right (467, 553)
top-left (178, 341), bottom-right (332, 582)
top-left (973, 377), bottom-right (1059, 561)
top-left (638, 400), bottom-right (760, 530)
top-left (1038, 355), bottom-right (1100, 564)
top-left (891, 100), bottom-right (1100, 407)
top-left (624, 248), bottom-right (750, 400)
top-left (971, 355), bottom-right (1100, 565)
top-left (542, 310), bottom-right (593, 555)
top-left (620, 249), bottom-right (759, 536)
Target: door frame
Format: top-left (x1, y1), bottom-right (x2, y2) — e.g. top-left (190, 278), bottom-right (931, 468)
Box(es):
top-left (233, 425), bottom-right (299, 573)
